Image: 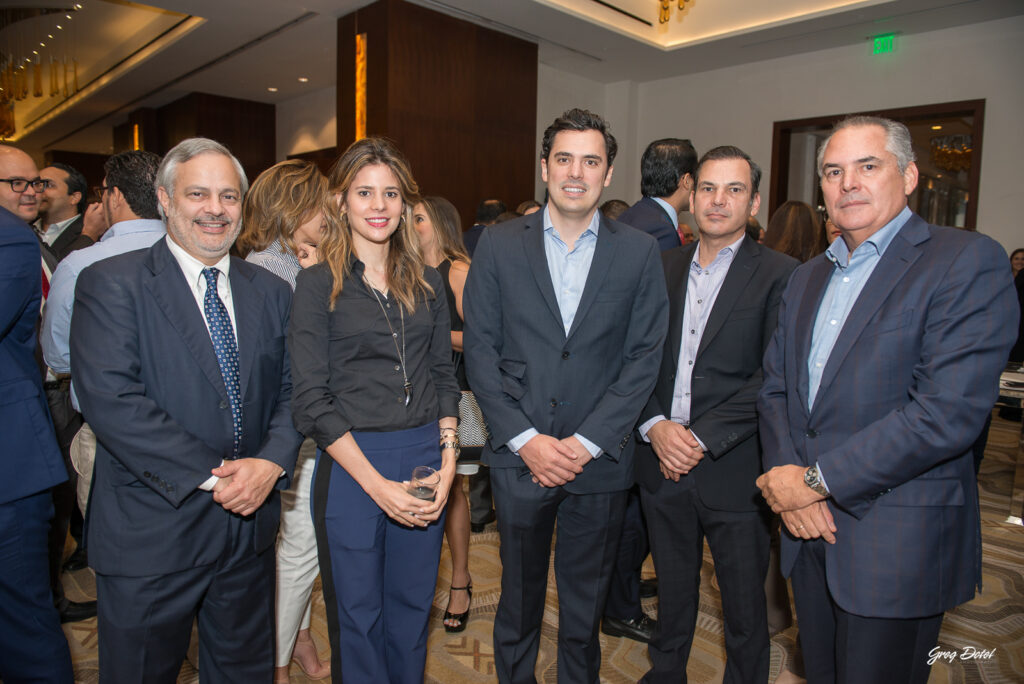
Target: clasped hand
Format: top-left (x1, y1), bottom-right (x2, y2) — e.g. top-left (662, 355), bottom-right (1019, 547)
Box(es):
top-left (370, 463), bottom-right (454, 528)
top-left (519, 434), bottom-right (591, 487)
top-left (647, 420), bottom-right (704, 481)
top-left (756, 465), bottom-right (837, 544)
top-left (211, 458), bottom-right (283, 517)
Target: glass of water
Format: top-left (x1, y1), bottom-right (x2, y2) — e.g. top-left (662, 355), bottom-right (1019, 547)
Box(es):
top-left (408, 466), bottom-right (440, 502)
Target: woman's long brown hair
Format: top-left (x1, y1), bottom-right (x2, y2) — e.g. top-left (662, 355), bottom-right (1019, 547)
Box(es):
top-left (321, 137), bottom-right (432, 312)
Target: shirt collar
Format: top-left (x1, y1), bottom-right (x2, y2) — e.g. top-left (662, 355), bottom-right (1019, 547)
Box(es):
top-left (691, 233), bottom-right (746, 270)
top-left (650, 197), bottom-right (679, 229)
top-left (46, 214), bottom-right (80, 233)
top-left (164, 234), bottom-right (231, 290)
top-left (825, 205), bottom-right (911, 268)
top-left (100, 218), bottom-right (166, 242)
top-left (542, 205), bottom-right (601, 241)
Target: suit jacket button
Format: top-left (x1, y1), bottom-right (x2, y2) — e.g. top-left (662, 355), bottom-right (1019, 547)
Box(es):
top-left (219, 401), bottom-right (228, 409)
top-left (144, 471), bottom-right (152, 478)
top-left (561, 351), bottom-right (570, 359)
top-left (805, 429), bottom-right (818, 438)
top-left (550, 398), bottom-right (557, 407)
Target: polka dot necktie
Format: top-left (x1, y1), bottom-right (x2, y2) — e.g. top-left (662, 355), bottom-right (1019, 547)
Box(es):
top-left (202, 268), bottom-right (241, 459)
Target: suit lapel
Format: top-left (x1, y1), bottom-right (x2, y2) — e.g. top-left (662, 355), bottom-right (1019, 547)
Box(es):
top-left (665, 244), bottom-right (696, 369)
top-left (696, 239), bottom-right (758, 359)
top-left (523, 216), bottom-right (566, 333)
top-left (794, 255), bottom-right (834, 413)
top-left (812, 221), bottom-right (925, 410)
top-left (143, 240), bottom-right (229, 404)
top-left (230, 259), bottom-right (263, 403)
top-left (567, 216), bottom-right (616, 341)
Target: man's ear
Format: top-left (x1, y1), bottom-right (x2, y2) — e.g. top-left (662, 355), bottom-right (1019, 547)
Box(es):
top-left (157, 186), bottom-right (171, 216)
top-left (603, 164), bottom-right (614, 188)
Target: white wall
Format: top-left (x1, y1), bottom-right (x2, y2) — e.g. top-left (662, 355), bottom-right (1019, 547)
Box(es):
top-left (275, 86), bottom-right (337, 161)
top-left (635, 16), bottom-right (1024, 251)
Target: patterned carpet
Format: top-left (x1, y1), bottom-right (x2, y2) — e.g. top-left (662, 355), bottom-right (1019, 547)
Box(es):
top-left (57, 412), bottom-right (1024, 683)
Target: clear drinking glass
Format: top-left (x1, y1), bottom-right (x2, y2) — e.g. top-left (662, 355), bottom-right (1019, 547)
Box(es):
top-left (408, 466), bottom-right (440, 502)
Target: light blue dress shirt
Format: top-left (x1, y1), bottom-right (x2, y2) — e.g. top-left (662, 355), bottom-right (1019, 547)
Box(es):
top-left (651, 196), bottom-right (679, 230)
top-left (807, 206), bottom-right (911, 409)
top-left (638, 235), bottom-right (745, 450)
top-left (40, 219), bottom-right (166, 409)
top-left (507, 206), bottom-right (603, 459)
top-left (807, 206), bottom-right (910, 489)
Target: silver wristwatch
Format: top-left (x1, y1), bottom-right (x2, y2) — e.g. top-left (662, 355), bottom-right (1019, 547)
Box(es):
top-left (804, 465), bottom-right (830, 498)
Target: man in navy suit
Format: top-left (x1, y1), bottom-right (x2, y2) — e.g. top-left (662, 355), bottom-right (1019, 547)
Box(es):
top-left (71, 138), bottom-right (301, 683)
top-left (757, 116), bottom-right (1018, 683)
top-left (617, 138), bottom-right (697, 252)
top-left (464, 108), bottom-right (668, 683)
top-left (0, 145), bottom-right (74, 682)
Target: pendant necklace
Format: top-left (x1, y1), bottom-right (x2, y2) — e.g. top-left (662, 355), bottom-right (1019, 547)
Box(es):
top-left (363, 273), bottom-right (413, 406)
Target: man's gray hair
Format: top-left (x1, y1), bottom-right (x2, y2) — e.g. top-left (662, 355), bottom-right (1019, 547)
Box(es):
top-left (155, 138), bottom-right (249, 220)
top-left (816, 115), bottom-right (915, 177)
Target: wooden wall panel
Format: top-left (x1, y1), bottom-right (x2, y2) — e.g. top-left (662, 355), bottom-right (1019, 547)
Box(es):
top-left (337, 0), bottom-right (537, 230)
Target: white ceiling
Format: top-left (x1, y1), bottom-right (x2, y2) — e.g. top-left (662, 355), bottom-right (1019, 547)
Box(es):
top-left (3, 0), bottom-right (1021, 157)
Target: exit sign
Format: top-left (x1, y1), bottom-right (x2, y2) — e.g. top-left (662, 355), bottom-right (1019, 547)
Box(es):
top-left (873, 33), bottom-right (896, 54)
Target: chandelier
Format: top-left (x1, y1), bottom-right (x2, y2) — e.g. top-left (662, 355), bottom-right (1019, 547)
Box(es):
top-left (929, 134), bottom-right (971, 173)
top-left (660, 0), bottom-right (695, 24)
top-left (0, 4), bottom-right (83, 138)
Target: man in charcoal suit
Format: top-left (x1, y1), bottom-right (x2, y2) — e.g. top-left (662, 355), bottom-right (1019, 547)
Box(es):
top-left (464, 108), bottom-right (668, 683)
top-left (636, 146), bottom-right (798, 682)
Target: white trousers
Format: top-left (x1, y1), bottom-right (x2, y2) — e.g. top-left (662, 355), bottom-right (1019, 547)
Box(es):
top-left (275, 438), bottom-right (320, 667)
top-left (69, 422), bottom-right (96, 515)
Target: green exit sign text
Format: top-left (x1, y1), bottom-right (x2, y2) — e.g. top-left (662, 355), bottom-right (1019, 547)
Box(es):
top-left (873, 33), bottom-right (896, 54)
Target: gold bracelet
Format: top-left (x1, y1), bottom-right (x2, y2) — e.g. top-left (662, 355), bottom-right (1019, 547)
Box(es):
top-left (441, 440), bottom-right (459, 450)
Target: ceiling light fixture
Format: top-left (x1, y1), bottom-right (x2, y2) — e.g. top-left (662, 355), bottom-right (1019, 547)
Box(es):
top-left (931, 125), bottom-right (942, 130)
top-left (659, 0), bottom-right (694, 24)
top-left (298, 77), bottom-right (309, 83)
top-left (267, 87), bottom-right (278, 92)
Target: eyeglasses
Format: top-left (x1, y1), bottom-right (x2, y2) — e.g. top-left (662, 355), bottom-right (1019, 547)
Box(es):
top-left (93, 184), bottom-right (110, 196)
top-left (0, 178), bottom-right (46, 193)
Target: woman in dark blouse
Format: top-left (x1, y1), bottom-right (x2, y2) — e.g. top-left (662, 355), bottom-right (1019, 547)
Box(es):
top-left (289, 137), bottom-right (459, 683)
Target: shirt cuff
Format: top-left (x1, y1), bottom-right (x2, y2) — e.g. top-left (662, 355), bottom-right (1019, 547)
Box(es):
top-left (198, 460), bottom-right (225, 491)
top-left (815, 460), bottom-right (831, 494)
top-left (507, 428), bottom-right (539, 454)
top-left (690, 430), bottom-right (707, 452)
top-left (574, 433), bottom-right (603, 459)
top-left (638, 415), bottom-right (667, 442)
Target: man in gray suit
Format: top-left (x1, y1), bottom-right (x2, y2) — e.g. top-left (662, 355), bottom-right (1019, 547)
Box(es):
top-left (464, 108), bottom-right (668, 683)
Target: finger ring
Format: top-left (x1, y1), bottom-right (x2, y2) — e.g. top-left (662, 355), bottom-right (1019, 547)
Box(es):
top-left (797, 524), bottom-right (805, 529)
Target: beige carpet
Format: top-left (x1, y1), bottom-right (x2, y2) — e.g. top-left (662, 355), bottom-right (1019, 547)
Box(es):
top-left (57, 411), bottom-right (1024, 683)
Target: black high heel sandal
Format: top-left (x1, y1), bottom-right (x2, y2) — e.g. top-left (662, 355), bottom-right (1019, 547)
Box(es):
top-left (443, 584), bottom-right (473, 633)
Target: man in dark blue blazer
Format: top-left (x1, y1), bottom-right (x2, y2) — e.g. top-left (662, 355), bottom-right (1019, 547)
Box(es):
top-left (617, 138), bottom-right (697, 252)
top-left (71, 138), bottom-right (301, 683)
top-left (464, 109), bottom-right (668, 683)
top-left (636, 147), bottom-right (798, 683)
top-left (0, 145), bottom-right (74, 683)
top-left (757, 117), bottom-right (1018, 684)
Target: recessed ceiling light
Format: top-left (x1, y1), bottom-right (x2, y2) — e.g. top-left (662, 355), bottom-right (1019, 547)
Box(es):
top-left (931, 125), bottom-right (942, 130)
top-left (267, 87), bottom-right (278, 92)
top-left (48, 34), bottom-right (54, 38)
top-left (57, 25), bottom-right (63, 29)
top-left (298, 77), bottom-right (309, 83)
